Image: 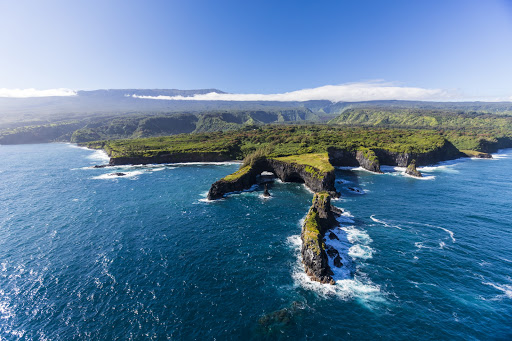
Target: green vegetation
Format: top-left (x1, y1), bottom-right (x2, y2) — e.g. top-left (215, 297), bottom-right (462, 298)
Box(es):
top-left (273, 153), bottom-right (333, 177)
top-left (359, 148), bottom-right (378, 162)
top-left (302, 209), bottom-right (323, 256)
top-left (241, 145), bottom-right (275, 168)
top-left (329, 108), bottom-right (512, 130)
top-left (222, 165), bottom-right (251, 182)
top-left (84, 125), bottom-right (463, 160)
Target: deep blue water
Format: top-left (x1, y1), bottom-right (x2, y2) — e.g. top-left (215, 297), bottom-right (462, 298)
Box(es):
top-left (1, 143), bottom-right (511, 340)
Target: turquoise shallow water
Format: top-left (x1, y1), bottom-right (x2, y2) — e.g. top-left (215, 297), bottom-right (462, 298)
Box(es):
top-left (0, 143), bottom-right (511, 340)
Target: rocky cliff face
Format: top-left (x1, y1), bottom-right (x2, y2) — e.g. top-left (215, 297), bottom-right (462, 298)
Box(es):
top-left (328, 140), bottom-right (463, 172)
top-left (327, 147), bottom-right (382, 173)
top-left (356, 150), bottom-right (382, 173)
top-left (301, 192), bottom-right (341, 285)
top-left (109, 152), bottom-right (233, 166)
top-left (207, 158), bottom-right (337, 200)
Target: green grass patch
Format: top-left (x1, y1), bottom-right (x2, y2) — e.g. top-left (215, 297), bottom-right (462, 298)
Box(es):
top-left (222, 165), bottom-right (251, 182)
top-left (273, 153), bottom-right (334, 174)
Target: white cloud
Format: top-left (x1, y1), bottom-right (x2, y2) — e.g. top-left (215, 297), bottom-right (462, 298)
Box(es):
top-left (0, 88), bottom-right (77, 98)
top-left (131, 82), bottom-right (455, 102)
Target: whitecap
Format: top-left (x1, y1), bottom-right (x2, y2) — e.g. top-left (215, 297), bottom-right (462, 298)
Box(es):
top-left (415, 242), bottom-right (430, 250)
top-left (92, 170), bottom-right (144, 180)
top-left (439, 241), bottom-right (446, 249)
top-left (482, 281), bottom-right (512, 299)
top-left (348, 245), bottom-right (374, 260)
top-left (406, 221), bottom-right (456, 243)
top-left (370, 215), bottom-right (402, 230)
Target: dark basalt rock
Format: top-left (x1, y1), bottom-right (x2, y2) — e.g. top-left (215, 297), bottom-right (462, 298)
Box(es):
top-left (207, 158), bottom-right (338, 200)
top-left (328, 140), bottom-right (464, 171)
top-left (333, 255), bottom-right (343, 268)
top-left (356, 150), bottom-right (382, 173)
top-left (326, 245), bottom-right (339, 258)
top-left (348, 187), bottom-right (364, 194)
top-left (328, 232), bottom-right (339, 240)
top-left (475, 153), bottom-right (492, 159)
top-left (263, 184), bottom-right (271, 197)
top-left (405, 160), bottom-right (422, 178)
top-left (257, 301), bottom-right (304, 333)
top-left (112, 172), bottom-right (126, 176)
top-left (109, 152), bottom-right (233, 166)
top-left (93, 164), bottom-right (109, 168)
top-left (301, 192), bottom-right (341, 285)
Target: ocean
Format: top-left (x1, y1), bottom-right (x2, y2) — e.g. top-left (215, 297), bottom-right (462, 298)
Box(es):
top-left (0, 143), bottom-right (511, 340)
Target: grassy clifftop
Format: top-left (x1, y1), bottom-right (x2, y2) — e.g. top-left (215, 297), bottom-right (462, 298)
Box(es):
top-left (273, 153), bottom-right (334, 176)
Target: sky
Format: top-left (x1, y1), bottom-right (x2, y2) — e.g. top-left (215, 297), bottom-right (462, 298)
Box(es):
top-left (1, 0), bottom-right (512, 101)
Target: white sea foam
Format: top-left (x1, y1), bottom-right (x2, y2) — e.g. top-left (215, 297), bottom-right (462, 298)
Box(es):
top-left (86, 150), bottom-right (110, 163)
top-left (482, 281), bottom-right (512, 299)
top-left (491, 151), bottom-right (511, 159)
top-left (370, 215), bottom-right (402, 230)
top-left (405, 173), bottom-right (436, 180)
top-left (439, 241), bottom-right (446, 249)
top-left (406, 221), bottom-right (456, 243)
top-left (342, 226), bottom-right (372, 245)
top-left (415, 242), bottom-right (430, 250)
top-left (92, 171), bottom-right (144, 180)
top-left (337, 211), bottom-right (355, 224)
top-left (348, 245), bottom-right (374, 260)
top-left (418, 159), bottom-right (466, 173)
top-left (289, 231), bottom-right (383, 305)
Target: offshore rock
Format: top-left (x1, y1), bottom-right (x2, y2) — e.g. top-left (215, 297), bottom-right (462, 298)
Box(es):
top-left (263, 184), bottom-right (271, 197)
top-left (405, 160), bottom-right (422, 178)
top-left (475, 152), bottom-right (492, 159)
top-left (301, 192), bottom-right (341, 285)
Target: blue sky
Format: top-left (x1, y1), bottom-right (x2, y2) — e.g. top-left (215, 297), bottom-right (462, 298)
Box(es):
top-left (1, 0), bottom-right (512, 100)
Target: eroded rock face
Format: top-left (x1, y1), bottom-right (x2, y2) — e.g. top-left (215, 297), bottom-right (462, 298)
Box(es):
top-left (300, 192), bottom-right (341, 285)
top-left (207, 158), bottom-right (337, 200)
top-left (405, 160), bottom-right (422, 177)
top-left (328, 147), bottom-right (382, 173)
top-left (109, 152), bottom-right (232, 166)
top-left (328, 140), bottom-right (463, 172)
top-left (475, 153), bottom-right (492, 159)
top-left (356, 150), bottom-right (382, 173)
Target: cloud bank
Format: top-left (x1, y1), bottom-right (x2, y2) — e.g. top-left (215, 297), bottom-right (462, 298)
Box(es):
top-left (0, 88), bottom-right (77, 98)
top-left (131, 82), bottom-right (455, 102)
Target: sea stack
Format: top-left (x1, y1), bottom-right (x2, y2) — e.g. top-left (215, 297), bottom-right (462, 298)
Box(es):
top-left (405, 160), bottom-right (422, 178)
top-left (263, 184), bottom-right (271, 197)
top-left (301, 192), bottom-right (342, 285)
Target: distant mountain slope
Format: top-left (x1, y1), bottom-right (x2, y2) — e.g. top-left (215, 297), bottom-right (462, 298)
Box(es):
top-left (328, 107), bottom-right (512, 130)
top-left (2, 87), bottom-right (512, 130)
top-left (0, 108), bottom-right (320, 144)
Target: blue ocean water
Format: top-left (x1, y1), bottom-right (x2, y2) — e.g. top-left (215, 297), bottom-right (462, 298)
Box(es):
top-left (0, 143), bottom-right (511, 340)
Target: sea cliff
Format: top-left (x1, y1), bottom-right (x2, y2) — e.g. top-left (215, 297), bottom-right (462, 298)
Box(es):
top-left (301, 192), bottom-right (342, 284)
